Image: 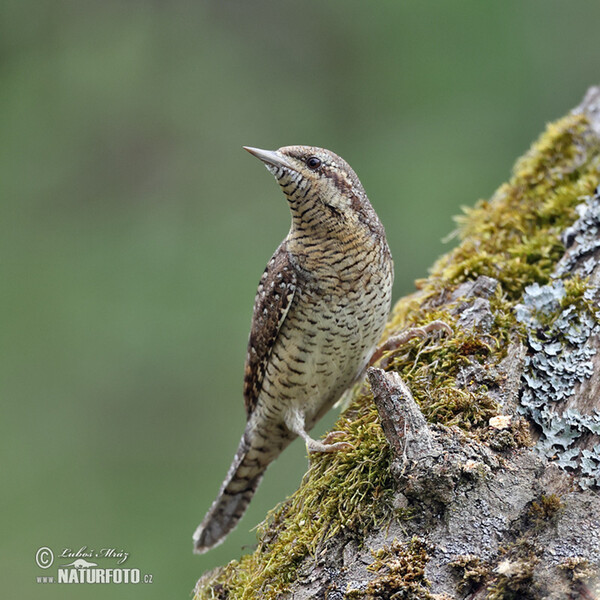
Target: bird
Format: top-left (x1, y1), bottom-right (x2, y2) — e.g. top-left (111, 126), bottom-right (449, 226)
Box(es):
top-left (193, 145), bottom-right (394, 554)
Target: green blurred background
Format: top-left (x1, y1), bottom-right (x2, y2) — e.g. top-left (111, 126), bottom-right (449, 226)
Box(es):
top-left (3, 1), bottom-right (600, 597)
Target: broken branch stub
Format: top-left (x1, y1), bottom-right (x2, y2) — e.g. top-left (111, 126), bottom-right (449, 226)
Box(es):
top-left (367, 367), bottom-right (432, 459)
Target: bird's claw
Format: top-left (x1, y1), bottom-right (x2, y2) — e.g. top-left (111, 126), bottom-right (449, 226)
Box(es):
top-left (322, 430), bottom-right (347, 444)
top-left (306, 431), bottom-right (354, 453)
top-left (370, 320), bottom-right (452, 368)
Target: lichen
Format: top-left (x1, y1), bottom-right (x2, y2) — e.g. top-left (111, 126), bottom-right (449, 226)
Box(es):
top-left (513, 184), bottom-right (600, 489)
top-left (557, 183), bottom-right (600, 277)
top-left (195, 113), bottom-right (600, 599)
top-left (516, 275), bottom-right (600, 487)
top-left (385, 114), bottom-right (600, 439)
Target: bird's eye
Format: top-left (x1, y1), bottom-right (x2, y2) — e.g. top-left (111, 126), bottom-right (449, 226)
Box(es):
top-left (306, 156), bottom-right (322, 170)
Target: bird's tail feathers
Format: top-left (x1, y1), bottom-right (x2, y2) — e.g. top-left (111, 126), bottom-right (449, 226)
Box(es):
top-left (192, 433), bottom-right (267, 554)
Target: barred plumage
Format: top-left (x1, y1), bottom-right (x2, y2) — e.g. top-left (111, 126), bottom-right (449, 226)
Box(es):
top-left (193, 145), bottom-right (394, 554)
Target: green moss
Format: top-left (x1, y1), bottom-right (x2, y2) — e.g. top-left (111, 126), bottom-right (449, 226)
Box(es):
top-left (431, 115), bottom-right (599, 298)
top-left (383, 113), bottom-right (599, 434)
top-left (195, 403), bottom-right (395, 600)
top-left (561, 274), bottom-right (600, 323)
top-left (386, 305), bottom-right (501, 430)
top-left (195, 113), bottom-right (600, 600)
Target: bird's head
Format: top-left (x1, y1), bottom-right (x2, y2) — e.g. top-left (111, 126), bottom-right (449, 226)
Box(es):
top-left (244, 145), bottom-right (385, 240)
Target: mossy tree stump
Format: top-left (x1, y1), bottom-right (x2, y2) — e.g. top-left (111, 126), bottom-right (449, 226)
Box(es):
top-left (195, 87), bottom-right (600, 600)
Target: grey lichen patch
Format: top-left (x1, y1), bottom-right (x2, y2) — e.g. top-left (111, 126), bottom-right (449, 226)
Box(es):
top-left (515, 188), bottom-right (600, 488)
top-left (557, 184), bottom-right (600, 278)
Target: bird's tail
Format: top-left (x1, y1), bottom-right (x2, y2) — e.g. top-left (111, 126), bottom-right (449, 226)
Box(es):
top-left (193, 429), bottom-right (280, 554)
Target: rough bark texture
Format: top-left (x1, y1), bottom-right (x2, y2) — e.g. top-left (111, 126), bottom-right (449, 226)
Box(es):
top-left (195, 87), bottom-right (600, 600)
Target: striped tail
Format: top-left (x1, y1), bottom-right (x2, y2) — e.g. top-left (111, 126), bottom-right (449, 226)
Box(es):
top-left (193, 431), bottom-right (269, 554)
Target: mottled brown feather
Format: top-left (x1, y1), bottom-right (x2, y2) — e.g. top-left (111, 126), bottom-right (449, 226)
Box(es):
top-left (243, 242), bottom-right (297, 417)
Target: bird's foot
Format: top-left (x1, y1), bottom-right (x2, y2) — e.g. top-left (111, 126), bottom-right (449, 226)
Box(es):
top-left (306, 433), bottom-right (353, 454)
top-left (370, 320), bottom-right (452, 368)
top-left (285, 407), bottom-right (353, 453)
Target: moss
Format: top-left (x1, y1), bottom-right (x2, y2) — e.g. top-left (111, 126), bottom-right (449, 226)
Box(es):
top-left (431, 114), bottom-right (599, 298)
top-left (483, 415), bottom-right (534, 451)
top-left (385, 306), bottom-right (501, 430)
top-left (558, 557), bottom-right (595, 583)
top-left (449, 554), bottom-right (491, 594)
top-left (528, 494), bottom-right (564, 527)
top-left (195, 113), bottom-right (600, 599)
top-left (486, 559), bottom-right (537, 600)
top-left (195, 403), bottom-right (396, 600)
top-left (363, 537), bottom-right (433, 600)
top-left (384, 113), bottom-right (599, 435)
top-left (486, 540), bottom-right (540, 600)
top-left (561, 275), bottom-right (599, 316)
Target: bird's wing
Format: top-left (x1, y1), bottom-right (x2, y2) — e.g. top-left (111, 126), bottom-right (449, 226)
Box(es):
top-left (243, 243), bottom-right (297, 417)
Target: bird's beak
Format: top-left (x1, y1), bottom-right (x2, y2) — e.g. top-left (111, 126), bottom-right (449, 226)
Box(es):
top-left (244, 146), bottom-right (295, 171)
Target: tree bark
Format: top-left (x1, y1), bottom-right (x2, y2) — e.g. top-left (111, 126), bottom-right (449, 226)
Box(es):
top-left (195, 87), bottom-right (600, 600)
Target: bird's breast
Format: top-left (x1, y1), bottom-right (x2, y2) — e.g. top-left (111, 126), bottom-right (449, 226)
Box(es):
top-left (289, 231), bottom-right (391, 288)
top-left (256, 228), bottom-right (393, 428)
